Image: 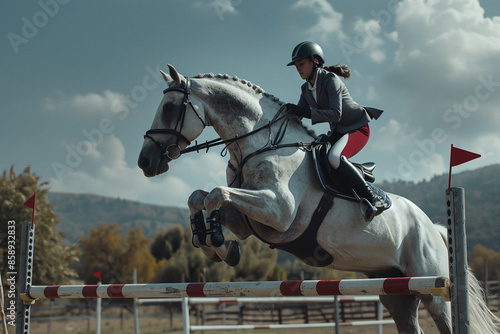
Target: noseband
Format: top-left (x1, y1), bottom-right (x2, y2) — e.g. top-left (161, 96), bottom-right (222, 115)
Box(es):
top-left (144, 79), bottom-right (206, 160)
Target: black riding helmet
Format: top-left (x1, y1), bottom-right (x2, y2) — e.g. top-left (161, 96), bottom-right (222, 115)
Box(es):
top-left (287, 41), bottom-right (325, 66)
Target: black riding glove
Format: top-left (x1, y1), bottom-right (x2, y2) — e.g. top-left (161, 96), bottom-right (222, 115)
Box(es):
top-left (286, 103), bottom-right (311, 119)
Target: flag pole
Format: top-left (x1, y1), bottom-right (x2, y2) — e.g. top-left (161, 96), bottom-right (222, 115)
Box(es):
top-left (31, 192), bottom-right (36, 228)
top-left (447, 144), bottom-right (453, 194)
top-left (23, 192), bottom-right (36, 229)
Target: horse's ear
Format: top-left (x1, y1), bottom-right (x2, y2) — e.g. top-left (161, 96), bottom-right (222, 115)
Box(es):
top-left (167, 64), bottom-right (185, 86)
top-left (160, 70), bottom-right (172, 84)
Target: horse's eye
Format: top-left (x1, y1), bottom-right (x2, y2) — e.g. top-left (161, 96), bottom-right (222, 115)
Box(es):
top-left (162, 102), bottom-right (175, 114)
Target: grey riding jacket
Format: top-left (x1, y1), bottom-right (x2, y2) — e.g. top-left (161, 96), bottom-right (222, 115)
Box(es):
top-left (297, 68), bottom-right (383, 134)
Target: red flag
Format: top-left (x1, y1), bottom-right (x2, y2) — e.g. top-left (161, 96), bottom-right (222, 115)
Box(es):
top-left (23, 192), bottom-right (36, 228)
top-left (450, 145), bottom-right (481, 167)
top-left (23, 193), bottom-right (36, 208)
top-left (93, 272), bottom-right (101, 281)
top-left (448, 145), bottom-right (481, 191)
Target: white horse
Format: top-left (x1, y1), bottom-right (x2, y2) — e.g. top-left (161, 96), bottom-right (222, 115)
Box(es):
top-left (138, 65), bottom-right (500, 334)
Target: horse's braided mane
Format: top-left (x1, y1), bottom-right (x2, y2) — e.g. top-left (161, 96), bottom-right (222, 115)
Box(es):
top-left (193, 73), bottom-right (317, 138)
top-left (194, 73), bottom-right (284, 103)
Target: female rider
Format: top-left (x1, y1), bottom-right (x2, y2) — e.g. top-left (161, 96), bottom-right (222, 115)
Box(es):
top-left (286, 41), bottom-right (386, 221)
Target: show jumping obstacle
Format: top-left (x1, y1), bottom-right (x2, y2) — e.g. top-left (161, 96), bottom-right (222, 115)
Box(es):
top-left (26, 276), bottom-right (449, 299)
top-left (15, 188), bottom-right (473, 334)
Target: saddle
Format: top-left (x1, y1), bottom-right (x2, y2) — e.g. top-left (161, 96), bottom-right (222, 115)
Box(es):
top-left (311, 134), bottom-right (392, 209)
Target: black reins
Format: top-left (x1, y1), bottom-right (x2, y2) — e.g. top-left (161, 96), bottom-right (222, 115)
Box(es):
top-left (181, 104), bottom-right (291, 155)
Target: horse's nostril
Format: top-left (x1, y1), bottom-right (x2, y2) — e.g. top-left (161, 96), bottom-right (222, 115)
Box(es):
top-left (138, 157), bottom-right (150, 170)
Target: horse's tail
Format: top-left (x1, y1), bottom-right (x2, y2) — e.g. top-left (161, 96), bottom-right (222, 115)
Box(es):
top-left (468, 269), bottom-right (500, 334)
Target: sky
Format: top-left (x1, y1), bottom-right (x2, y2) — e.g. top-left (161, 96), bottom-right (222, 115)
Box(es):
top-left (2, 0), bottom-right (500, 208)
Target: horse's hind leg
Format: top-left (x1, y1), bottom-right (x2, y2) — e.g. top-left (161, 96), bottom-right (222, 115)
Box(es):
top-left (421, 294), bottom-right (451, 334)
top-left (379, 295), bottom-right (423, 334)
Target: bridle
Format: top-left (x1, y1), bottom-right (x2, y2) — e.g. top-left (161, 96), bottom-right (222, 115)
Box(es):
top-left (144, 78), bottom-right (314, 184)
top-left (144, 78), bottom-right (206, 160)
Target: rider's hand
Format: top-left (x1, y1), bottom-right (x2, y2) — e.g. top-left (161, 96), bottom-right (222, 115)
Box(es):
top-left (286, 103), bottom-right (311, 119)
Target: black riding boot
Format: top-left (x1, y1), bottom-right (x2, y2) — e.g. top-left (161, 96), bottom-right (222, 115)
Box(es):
top-left (336, 156), bottom-right (385, 221)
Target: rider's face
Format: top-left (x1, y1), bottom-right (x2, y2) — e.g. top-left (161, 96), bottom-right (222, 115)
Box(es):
top-left (294, 58), bottom-right (314, 80)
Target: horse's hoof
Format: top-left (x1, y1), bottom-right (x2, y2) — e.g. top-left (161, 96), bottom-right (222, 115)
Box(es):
top-left (206, 210), bottom-right (224, 247)
top-left (224, 240), bottom-right (240, 267)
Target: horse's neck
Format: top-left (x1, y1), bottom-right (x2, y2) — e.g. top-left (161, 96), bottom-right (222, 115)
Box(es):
top-left (195, 77), bottom-right (312, 159)
top-left (201, 80), bottom-right (277, 145)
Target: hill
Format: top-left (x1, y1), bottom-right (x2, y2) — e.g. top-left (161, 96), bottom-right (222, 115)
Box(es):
top-left (48, 164), bottom-right (500, 251)
top-left (378, 164), bottom-right (500, 251)
top-left (47, 193), bottom-right (189, 245)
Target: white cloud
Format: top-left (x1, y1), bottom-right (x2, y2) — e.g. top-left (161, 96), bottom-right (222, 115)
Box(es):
top-left (387, 31), bottom-right (398, 43)
top-left (352, 18), bottom-right (386, 63)
top-left (194, 0), bottom-right (240, 19)
top-left (370, 49), bottom-right (386, 63)
top-left (292, 0), bottom-right (344, 42)
top-left (366, 86), bottom-right (377, 100)
top-left (381, 150), bottom-right (447, 182)
top-left (72, 91), bottom-right (124, 114)
top-left (44, 90), bottom-right (126, 117)
top-left (373, 119), bottom-right (420, 153)
top-left (50, 135), bottom-right (228, 207)
top-left (390, 0), bottom-right (500, 94)
top-left (410, 153), bottom-right (446, 181)
top-left (382, 0), bottom-right (500, 170)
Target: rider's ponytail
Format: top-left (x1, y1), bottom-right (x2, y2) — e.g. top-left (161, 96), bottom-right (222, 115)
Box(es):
top-left (322, 65), bottom-right (351, 79)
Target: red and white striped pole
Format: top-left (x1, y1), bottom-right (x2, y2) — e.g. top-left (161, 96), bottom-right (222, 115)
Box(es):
top-left (26, 276), bottom-right (448, 300)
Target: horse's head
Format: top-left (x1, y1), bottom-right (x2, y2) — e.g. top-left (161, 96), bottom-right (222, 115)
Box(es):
top-left (138, 65), bottom-right (206, 177)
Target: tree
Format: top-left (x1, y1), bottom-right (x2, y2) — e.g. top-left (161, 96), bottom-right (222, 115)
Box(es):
top-left (233, 236), bottom-right (278, 281)
top-left (153, 226), bottom-right (282, 283)
top-left (155, 226), bottom-right (236, 283)
top-left (151, 225), bottom-right (184, 262)
top-left (469, 244), bottom-right (500, 281)
top-left (0, 166), bottom-right (78, 284)
top-left (79, 222), bottom-right (165, 284)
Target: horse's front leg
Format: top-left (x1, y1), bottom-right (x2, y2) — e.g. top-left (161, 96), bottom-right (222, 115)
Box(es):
top-left (188, 190), bottom-right (250, 266)
top-left (203, 186), bottom-right (295, 235)
top-left (188, 190), bottom-right (220, 262)
top-left (188, 190), bottom-right (210, 245)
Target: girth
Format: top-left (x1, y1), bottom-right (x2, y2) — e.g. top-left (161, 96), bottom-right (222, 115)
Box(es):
top-left (248, 192), bottom-right (335, 267)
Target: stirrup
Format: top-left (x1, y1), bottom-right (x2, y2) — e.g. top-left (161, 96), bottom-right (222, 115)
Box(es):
top-left (352, 189), bottom-right (378, 222)
top-left (359, 197), bottom-right (377, 222)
